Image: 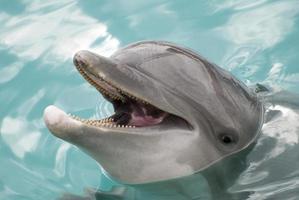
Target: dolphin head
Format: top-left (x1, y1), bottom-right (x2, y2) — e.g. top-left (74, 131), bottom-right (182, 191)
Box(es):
top-left (44, 41), bottom-right (264, 184)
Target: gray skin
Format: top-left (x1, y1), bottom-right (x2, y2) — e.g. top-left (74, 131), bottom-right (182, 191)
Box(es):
top-left (44, 41), bottom-right (264, 199)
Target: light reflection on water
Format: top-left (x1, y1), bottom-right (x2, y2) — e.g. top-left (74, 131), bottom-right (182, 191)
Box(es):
top-left (0, 0), bottom-right (299, 199)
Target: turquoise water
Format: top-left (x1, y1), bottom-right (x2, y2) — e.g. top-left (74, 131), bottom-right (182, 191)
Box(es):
top-left (1, 0), bottom-right (299, 199)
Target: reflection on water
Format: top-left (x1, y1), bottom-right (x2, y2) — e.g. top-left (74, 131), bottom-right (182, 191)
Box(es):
top-left (230, 102), bottom-right (299, 199)
top-left (220, 1), bottom-right (299, 49)
top-left (0, 0), bottom-right (299, 199)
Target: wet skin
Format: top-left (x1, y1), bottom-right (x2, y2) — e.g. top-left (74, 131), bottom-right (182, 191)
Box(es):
top-left (44, 41), bottom-right (264, 186)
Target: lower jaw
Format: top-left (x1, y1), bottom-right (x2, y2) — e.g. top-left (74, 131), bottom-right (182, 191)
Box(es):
top-left (44, 105), bottom-right (192, 136)
top-left (68, 110), bottom-right (169, 129)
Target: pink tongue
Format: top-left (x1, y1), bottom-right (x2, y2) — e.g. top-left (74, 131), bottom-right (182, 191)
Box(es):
top-left (128, 111), bottom-right (168, 127)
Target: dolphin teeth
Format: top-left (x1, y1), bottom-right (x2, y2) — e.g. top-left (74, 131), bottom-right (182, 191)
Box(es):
top-left (69, 113), bottom-right (136, 129)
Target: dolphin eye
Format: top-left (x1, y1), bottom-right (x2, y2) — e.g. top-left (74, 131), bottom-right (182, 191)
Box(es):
top-left (219, 133), bottom-right (236, 145)
top-left (222, 135), bottom-right (233, 144)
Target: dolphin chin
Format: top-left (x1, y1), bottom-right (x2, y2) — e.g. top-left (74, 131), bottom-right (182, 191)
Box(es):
top-left (44, 41), bottom-right (264, 185)
top-left (44, 105), bottom-right (81, 138)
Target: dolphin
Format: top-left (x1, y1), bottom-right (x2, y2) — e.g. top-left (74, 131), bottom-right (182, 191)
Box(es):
top-left (43, 41), bottom-right (264, 199)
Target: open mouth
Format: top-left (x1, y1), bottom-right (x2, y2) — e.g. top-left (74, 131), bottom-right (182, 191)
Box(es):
top-left (71, 52), bottom-right (191, 130)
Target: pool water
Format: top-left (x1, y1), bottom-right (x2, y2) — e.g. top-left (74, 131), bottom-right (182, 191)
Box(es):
top-left (1, 0), bottom-right (299, 199)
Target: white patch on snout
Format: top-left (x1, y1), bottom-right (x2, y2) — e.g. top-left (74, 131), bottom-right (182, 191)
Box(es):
top-left (43, 105), bottom-right (81, 137)
top-left (44, 105), bottom-right (69, 128)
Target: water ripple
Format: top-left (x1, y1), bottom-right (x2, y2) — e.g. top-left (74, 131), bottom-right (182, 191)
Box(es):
top-left (218, 0), bottom-right (299, 49)
top-left (0, 0), bottom-right (119, 67)
top-left (95, 97), bottom-right (113, 119)
top-left (0, 0), bottom-right (299, 199)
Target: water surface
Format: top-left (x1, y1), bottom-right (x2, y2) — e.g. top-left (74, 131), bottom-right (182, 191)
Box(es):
top-left (1, 0), bottom-right (299, 199)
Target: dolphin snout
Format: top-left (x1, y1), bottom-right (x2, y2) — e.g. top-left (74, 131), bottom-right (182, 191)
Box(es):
top-left (43, 105), bottom-right (82, 140)
top-left (73, 50), bottom-right (90, 68)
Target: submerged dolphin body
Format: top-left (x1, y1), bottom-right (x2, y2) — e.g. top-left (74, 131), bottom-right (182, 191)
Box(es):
top-left (44, 41), bottom-right (264, 199)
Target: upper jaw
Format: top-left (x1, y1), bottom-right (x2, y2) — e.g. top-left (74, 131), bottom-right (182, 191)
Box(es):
top-left (72, 50), bottom-right (194, 130)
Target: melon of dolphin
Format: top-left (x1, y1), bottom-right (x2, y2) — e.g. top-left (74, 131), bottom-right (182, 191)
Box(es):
top-left (43, 41), bottom-right (264, 185)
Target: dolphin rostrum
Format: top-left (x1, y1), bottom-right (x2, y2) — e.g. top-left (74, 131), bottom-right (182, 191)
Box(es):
top-left (44, 41), bottom-right (264, 198)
